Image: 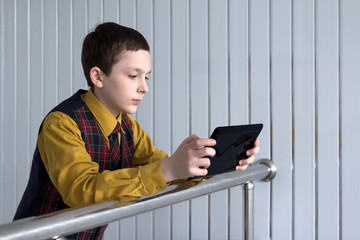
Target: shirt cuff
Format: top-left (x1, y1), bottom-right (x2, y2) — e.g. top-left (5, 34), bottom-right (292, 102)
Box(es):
top-left (139, 160), bottom-right (167, 195)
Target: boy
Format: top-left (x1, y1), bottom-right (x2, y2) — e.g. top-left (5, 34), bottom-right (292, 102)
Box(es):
top-left (13, 22), bottom-right (260, 239)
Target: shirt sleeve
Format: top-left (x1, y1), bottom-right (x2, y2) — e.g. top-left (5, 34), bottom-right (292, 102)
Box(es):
top-left (38, 112), bottom-right (168, 208)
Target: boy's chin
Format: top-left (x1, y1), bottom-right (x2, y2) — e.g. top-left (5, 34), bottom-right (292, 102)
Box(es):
top-left (124, 106), bottom-right (138, 115)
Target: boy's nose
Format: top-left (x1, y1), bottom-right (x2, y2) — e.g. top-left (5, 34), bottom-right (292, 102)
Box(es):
top-left (138, 78), bottom-right (149, 94)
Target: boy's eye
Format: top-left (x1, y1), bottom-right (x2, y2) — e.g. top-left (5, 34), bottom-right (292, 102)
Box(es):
top-left (129, 75), bottom-right (137, 79)
top-left (145, 77), bottom-right (150, 81)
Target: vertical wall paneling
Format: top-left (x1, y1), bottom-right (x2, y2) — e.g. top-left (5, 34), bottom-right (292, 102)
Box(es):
top-left (104, 219), bottom-right (119, 240)
top-left (72, 0), bottom-right (88, 92)
top-left (58, 0), bottom-right (73, 102)
top-left (119, 0), bottom-right (136, 28)
top-left (1, 1), bottom-right (360, 240)
top-left (15, 0), bottom-right (31, 205)
top-left (44, 0), bottom-right (58, 115)
top-left (340, 0), bottom-right (360, 239)
top-left (0, 0), bottom-right (5, 223)
top-left (293, 0), bottom-right (316, 239)
top-left (189, 0), bottom-right (209, 239)
top-left (228, 1), bottom-right (248, 238)
top-left (249, 0), bottom-right (271, 239)
top-left (190, 195), bottom-right (209, 240)
top-left (228, 186), bottom-right (244, 240)
top-left (103, 0), bottom-right (119, 23)
top-left (171, 202), bottom-right (189, 240)
top-left (171, 0), bottom-right (190, 239)
top-left (228, 0), bottom-right (249, 125)
top-left (135, 212), bottom-right (153, 240)
top-left (270, 0), bottom-right (293, 239)
top-left (29, 0), bottom-right (44, 187)
top-left (208, 1), bottom-right (229, 239)
top-left (88, 0), bottom-right (103, 32)
top-left (153, 0), bottom-right (171, 156)
top-left (316, 0), bottom-right (340, 239)
top-left (209, 0), bottom-right (228, 130)
top-left (119, 216), bottom-right (136, 240)
top-left (2, 0), bottom-right (17, 222)
top-left (189, 0), bottom-right (208, 136)
top-left (171, 0), bottom-right (189, 155)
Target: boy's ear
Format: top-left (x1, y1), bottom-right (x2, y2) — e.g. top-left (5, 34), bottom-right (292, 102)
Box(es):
top-left (90, 67), bottom-right (104, 88)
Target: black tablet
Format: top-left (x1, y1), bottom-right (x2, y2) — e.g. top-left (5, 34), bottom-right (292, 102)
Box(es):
top-left (190, 123), bottom-right (263, 179)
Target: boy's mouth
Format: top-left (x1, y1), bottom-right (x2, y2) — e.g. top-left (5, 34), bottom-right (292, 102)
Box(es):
top-left (132, 99), bottom-right (141, 105)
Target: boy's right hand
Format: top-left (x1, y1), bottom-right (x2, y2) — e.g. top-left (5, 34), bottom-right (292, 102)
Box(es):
top-left (160, 135), bottom-right (216, 182)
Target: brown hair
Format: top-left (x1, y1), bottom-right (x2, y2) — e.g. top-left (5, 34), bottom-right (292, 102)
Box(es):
top-left (81, 22), bottom-right (150, 89)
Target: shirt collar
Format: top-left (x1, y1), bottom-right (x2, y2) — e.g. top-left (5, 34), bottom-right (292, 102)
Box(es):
top-left (82, 89), bottom-right (121, 137)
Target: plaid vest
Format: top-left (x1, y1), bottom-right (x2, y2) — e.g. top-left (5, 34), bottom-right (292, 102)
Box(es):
top-left (14, 90), bottom-right (134, 240)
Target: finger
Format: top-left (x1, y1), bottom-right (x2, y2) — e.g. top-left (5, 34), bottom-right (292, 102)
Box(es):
top-left (235, 164), bottom-right (249, 171)
top-left (195, 147), bottom-right (216, 158)
top-left (183, 134), bottom-right (199, 144)
top-left (191, 167), bottom-right (208, 177)
top-left (195, 157), bottom-right (211, 169)
top-left (246, 145), bottom-right (260, 156)
top-left (190, 138), bottom-right (216, 149)
top-left (239, 155), bottom-right (255, 166)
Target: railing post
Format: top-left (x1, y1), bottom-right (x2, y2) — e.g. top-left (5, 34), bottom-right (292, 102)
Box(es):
top-left (244, 181), bottom-right (255, 240)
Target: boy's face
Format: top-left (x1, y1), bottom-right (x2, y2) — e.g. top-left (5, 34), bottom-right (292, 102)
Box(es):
top-left (94, 50), bottom-right (151, 117)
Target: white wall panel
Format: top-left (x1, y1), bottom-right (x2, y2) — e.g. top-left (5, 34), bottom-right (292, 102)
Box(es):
top-left (293, 0), bottom-right (316, 239)
top-left (44, 0), bottom-right (58, 114)
top-left (104, 0), bottom-right (119, 22)
top-left (0, 0), bottom-right (3, 225)
top-left (316, 0), bottom-right (340, 239)
top-left (119, 217), bottom-right (136, 240)
top-left (119, 0), bottom-right (136, 28)
top-left (249, 0), bottom-right (271, 239)
top-left (16, 0), bottom-right (31, 206)
top-left (73, 0), bottom-right (88, 92)
top-left (228, 0), bottom-right (249, 125)
top-left (58, 0), bottom-right (73, 102)
top-left (29, 0), bottom-right (44, 172)
top-left (1, 0), bottom-right (360, 240)
top-left (270, 0), bottom-right (293, 239)
top-left (1, 0), bottom-right (17, 223)
top-left (340, 1), bottom-right (360, 239)
top-left (88, 0), bottom-right (103, 30)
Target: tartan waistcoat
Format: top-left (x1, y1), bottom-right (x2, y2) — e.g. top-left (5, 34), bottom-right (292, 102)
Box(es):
top-left (13, 90), bottom-right (134, 240)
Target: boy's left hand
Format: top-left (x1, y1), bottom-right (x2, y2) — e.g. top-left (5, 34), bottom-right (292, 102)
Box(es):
top-left (235, 139), bottom-right (260, 171)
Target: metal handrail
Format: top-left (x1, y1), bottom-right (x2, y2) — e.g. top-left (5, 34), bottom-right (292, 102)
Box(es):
top-left (0, 159), bottom-right (276, 240)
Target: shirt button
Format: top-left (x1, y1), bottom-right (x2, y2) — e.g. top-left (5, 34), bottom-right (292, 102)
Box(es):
top-left (156, 186), bottom-right (162, 190)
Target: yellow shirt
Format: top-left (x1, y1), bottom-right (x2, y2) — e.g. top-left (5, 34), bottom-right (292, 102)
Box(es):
top-left (38, 90), bottom-right (168, 207)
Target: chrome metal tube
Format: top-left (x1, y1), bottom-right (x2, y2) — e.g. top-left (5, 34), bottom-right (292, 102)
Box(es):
top-left (0, 159), bottom-right (276, 240)
top-left (244, 181), bottom-right (255, 240)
